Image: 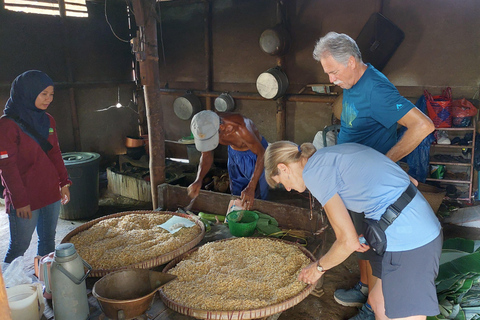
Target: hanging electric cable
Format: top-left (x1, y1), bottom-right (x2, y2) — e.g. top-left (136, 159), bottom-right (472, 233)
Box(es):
top-left (105, 0), bottom-right (130, 43)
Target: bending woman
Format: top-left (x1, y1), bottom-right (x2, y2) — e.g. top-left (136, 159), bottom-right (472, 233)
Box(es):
top-left (264, 141), bottom-right (441, 320)
top-left (0, 70), bottom-right (71, 263)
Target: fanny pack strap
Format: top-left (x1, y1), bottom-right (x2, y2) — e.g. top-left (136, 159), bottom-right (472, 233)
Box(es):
top-left (378, 182), bottom-right (417, 231)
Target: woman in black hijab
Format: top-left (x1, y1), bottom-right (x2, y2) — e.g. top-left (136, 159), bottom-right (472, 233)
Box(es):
top-left (0, 70), bottom-right (72, 263)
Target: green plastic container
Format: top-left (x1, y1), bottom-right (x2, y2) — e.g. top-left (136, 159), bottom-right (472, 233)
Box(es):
top-left (226, 210), bottom-right (259, 237)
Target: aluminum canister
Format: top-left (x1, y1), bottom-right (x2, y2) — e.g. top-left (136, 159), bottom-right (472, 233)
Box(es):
top-left (50, 243), bottom-right (91, 320)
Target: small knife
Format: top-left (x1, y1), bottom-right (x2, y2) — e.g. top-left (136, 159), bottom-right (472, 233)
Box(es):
top-left (184, 197), bottom-right (197, 212)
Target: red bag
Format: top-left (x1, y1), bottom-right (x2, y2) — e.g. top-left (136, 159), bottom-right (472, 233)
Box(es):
top-left (452, 98), bottom-right (478, 117)
top-left (424, 87), bottom-right (452, 128)
top-left (451, 98), bottom-right (477, 127)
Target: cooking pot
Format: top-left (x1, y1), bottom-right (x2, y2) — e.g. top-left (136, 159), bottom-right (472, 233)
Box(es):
top-left (259, 25), bottom-right (290, 56)
top-left (256, 67), bottom-right (289, 100)
top-left (173, 93), bottom-right (202, 120)
top-left (214, 93), bottom-right (235, 112)
top-left (125, 136), bottom-right (144, 148)
top-left (93, 269), bottom-right (176, 320)
top-left (126, 146), bottom-right (146, 160)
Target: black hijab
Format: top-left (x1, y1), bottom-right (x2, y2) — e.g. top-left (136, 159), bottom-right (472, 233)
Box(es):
top-left (4, 70), bottom-right (54, 140)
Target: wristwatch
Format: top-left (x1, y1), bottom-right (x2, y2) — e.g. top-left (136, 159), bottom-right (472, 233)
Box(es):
top-left (316, 262), bottom-right (326, 273)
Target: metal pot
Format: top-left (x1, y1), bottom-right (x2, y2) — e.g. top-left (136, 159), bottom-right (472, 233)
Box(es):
top-left (214, 93), bottom-right (235, 112)
top-left (259, 25), bottom-right (290, 56)
top-left (93, 269), bottom-right (176, 320)
top-left (173, 93), bottom-right (202, 120)
top-left (256, 67), bottom-right (289, 100)
top-left (125, 136), bottom-right (144, 148)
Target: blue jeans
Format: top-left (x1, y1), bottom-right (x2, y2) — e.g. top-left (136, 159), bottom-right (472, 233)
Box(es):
top-left (4, 201), bottom-right (61, 263)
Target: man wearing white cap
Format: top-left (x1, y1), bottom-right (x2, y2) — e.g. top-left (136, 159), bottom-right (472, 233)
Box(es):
top-left (188, 110), bottom-right (269, 209)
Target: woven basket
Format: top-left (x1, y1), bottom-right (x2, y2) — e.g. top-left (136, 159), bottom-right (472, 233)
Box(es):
top-left (61, 210), bottom-right (205, 278)
top-left (159, 238), bottom-right (316, 320)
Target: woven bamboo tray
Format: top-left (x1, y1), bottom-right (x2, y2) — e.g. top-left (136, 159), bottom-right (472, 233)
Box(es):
top-left (159, 238), bottom-right (316, 320)
top-left (61, 210), bottom-right (205, 278)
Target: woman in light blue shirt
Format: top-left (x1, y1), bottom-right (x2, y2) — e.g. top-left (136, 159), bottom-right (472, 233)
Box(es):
top-left (264, 141), bottom-right (442, 320)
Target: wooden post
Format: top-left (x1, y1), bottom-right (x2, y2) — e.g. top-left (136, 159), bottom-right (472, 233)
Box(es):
top-left (132, 0), bottom-right (166, 209)
top-left (58, 0), bottom-right (82, 151)
top-left (204, 0), bottom-right (213, 110)
top-left (275, 0), bottom-right (288, 141)
top-left (276, 55), bottom-right (287, 141)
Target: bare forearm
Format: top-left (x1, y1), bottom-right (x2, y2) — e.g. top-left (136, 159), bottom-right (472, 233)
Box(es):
top-left (389, 107), bottom-right (435, 162)
top-left (386, 128), bottom-right (430, 162)
top-left (318, 239), bottom-right (356, 271)
top-left (194, 152), bottom-right (214, 183)
top-left (247, 154), bottom-right (264, 189)
top-left (321, 194), bottom-right (364, 271)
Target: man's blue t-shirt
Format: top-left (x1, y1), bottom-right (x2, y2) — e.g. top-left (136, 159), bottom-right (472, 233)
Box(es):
top-left (303, 143), bottom-right (441, 252)
top-left (337, 63), bottom-right (415, 154)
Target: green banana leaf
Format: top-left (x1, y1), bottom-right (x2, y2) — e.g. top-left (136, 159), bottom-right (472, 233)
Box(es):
top-left (443, 238), bottom-right (476, 253)
top-left (462, 283), bottom-right (480, 307)
top-left (463, 308), bottom-right (480, 320)
top-left (430, 238), bottom-right (480, 320)
top-left (437, 252), bottom-right (480, 282)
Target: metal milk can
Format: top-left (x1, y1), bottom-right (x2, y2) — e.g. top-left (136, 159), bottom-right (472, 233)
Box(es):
top-left (48, 243), bottom-right (91, 320)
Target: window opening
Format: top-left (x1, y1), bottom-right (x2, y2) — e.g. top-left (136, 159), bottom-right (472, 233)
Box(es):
top-left (4, 0), bottom-right (88, 17)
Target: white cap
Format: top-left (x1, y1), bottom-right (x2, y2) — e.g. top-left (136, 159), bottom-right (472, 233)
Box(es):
top-left (190, 110), bottom-right (220, 152)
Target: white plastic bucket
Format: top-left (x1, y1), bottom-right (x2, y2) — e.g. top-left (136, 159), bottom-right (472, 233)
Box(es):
top-left (6, 283), bottom-right (45, 320)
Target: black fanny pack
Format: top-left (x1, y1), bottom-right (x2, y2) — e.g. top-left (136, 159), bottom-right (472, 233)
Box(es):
top-left (364, 182), bottom-right (417, 256)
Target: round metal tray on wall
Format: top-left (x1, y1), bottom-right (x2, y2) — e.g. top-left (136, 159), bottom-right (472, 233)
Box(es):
top-left (159, 238), bottom-right (316, 320)
top-left (256, 67), bottom-right (289, 100)
top-left (173, 93), bottom-right (202, 120)
top-left (61, 210), bottom-right (205, 278)
top-left (259, 25), bottom-right (290, 56)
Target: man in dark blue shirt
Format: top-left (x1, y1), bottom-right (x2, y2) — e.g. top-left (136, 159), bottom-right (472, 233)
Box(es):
top-left (313, 32), bottom-right (435, 320)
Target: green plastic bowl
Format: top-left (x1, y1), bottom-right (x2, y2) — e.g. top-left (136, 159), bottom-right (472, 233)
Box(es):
top-left (226, 210), bottom-right (259, 237)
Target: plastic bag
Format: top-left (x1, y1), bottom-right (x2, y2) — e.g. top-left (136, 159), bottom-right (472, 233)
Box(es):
top-left (399, 95), bottom-right (436, 183)
top-left (312, 130), bottom-right (336, 150)
top-left (3, 256), bottom-right (32, 287)
top-left (430, 165), bottom-right (445, 179)
top-left (452, 98), bottom-right (478, 117)
top-left (424, 87), bottom-right (452, 128)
